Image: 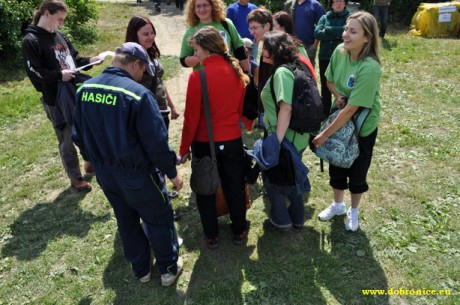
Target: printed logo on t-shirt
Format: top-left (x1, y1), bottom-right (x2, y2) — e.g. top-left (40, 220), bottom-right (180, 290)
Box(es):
top-left (347, 74), bottom-right (356, 89)
top-left (54, 43), bottom-right (76, 70)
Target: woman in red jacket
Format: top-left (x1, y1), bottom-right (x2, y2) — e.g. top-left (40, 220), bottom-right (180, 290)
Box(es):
top-left (179, 26), bottom-right (249, 249)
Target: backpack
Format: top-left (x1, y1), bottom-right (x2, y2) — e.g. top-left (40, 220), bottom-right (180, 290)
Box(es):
top-left (314, 107), bottom-right (370, 169)
top-left (270, 61), bottom-right (324, 134)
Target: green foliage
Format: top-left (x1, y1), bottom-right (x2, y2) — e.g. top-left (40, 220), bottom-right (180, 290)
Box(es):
top-left (61, 0), bottom-right (99, 45)
top-left (0, 0), bottom-right (99, 67)
top-left (0, 0), bottom-right (35, 66)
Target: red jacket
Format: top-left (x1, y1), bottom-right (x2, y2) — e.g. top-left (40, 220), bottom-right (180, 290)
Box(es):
top-left (180, 56), bottom-right (245, 155)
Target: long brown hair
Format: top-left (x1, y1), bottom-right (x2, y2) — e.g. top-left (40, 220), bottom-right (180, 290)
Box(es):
top-left (125, 16), bottom-right (160, 60)
top-left (190, 26), bottom-right (249, 86)
top-left (344, 11), bottom-right (381, 65)
top-left (32, 0), bottom-right (67, 25)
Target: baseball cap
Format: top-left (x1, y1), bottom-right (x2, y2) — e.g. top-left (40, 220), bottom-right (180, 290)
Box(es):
top-left (242, 38), bottom-right (253, 49)
top-left (116, 42), bottom-right (154, 76)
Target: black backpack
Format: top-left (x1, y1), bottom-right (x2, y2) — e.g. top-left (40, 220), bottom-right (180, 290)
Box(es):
top-left (270, 62), bottom-right (324, 134)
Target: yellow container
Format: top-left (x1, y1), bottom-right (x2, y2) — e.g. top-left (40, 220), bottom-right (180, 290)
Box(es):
top-left (409, 2), bottom-right (460, 37)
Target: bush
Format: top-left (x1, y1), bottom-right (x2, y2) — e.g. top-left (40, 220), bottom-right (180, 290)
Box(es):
top-left (0, 0), bottom-right (98, 67)
top-left (0, 0), bottom-right (36, 66)
top-left (62, 0), bottom-right (99, 45)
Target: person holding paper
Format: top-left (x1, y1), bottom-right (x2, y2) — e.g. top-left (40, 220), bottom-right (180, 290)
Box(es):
top-left (22, 0), bottom-right (101, 192)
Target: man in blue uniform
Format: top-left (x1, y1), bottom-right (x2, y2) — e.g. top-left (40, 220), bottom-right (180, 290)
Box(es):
top-left (72, 42), bottom-right (184, 286)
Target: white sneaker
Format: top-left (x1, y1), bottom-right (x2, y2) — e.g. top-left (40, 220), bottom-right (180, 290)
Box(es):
top-left (318, 203), bottom-right (347, 221)
top-left (345, 208), bottom-right (359, 232)
top-left (161, 257), bottom-right (183, 287)
top-left (139, 271), bottom-right (151, 283)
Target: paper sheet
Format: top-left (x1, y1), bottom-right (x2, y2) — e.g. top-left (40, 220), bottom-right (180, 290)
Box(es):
top-left (73, 51), bottom-right (115, 72)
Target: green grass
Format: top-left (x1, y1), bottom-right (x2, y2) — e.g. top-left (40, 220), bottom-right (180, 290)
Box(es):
top-left (1, 3), bottom-right (459, 305)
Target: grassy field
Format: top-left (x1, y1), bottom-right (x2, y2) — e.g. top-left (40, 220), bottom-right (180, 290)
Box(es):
top-left (0, 2), bottom-right (459, 305)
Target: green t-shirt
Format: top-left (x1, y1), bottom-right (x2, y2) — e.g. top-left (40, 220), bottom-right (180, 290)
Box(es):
top-left (325, 44), bottom-right (382, 136)
top-left (261, 66), bottom-right (310, 152)
top-left (180, 19), bottom-right (244, 70)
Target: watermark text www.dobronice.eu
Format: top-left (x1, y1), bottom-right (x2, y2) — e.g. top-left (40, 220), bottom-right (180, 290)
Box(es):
top-left (362, 288), bottom-right (452, 296)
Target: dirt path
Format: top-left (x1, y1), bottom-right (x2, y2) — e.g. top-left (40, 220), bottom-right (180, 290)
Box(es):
top-left (99, 1), bottom-right (191, 147)
top-left (144, 3), bottom-right (191, 150)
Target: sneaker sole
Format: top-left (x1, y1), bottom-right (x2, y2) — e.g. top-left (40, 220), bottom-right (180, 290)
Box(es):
top-left (318, 211), bottom-right (346, 221)
top-left (139, 272), bottom-right (151, 283)
top-left (161, 266), bottom-right (183, 287)
top-left (345, 224), bottom-right (359, 232)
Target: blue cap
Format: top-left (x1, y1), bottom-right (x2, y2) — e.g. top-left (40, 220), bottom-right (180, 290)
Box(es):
top-left (116, 42), bottom-right (154, 76)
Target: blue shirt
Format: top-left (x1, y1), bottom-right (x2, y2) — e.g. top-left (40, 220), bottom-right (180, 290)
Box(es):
top-left (294, 0), bottom-right (325, 46)
top-left (226, 1), bottom-right (257, 40)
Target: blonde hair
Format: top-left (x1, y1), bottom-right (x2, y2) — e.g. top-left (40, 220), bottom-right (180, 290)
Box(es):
top-left (190, 26), bottom-right (249, 86)
top-left (344, 11), bottom-right (381, 65)
top-left (185, 0), bottom-right (227, 27)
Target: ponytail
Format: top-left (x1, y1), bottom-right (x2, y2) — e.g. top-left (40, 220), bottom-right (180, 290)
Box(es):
top-left (32, 0), bottom-right (67, 25)
top-left (222, 52), bottom-right (249, 87)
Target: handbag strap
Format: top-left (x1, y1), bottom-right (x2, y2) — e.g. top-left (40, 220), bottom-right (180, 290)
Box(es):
top-left (351, 107), bottom-right (371, 139)
top-left (198, 69), bottom-right (217, 163)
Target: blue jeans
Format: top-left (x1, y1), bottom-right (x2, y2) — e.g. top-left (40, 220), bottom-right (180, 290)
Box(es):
top-left (96, 172), bottom-right (179, 278)
top-left (373, 5), bottom-right (389, 38)
top-left (262, 172), bottom-right (305, 228)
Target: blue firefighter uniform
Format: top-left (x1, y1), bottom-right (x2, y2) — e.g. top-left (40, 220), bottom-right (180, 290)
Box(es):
top-left (72, 66), bottom-right (179, 279)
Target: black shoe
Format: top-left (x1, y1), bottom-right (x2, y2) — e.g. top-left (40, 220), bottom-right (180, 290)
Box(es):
top-left (173, 210), bottom-right (182, 221)
top-left (232, 230), bottom-right (248, 245)
top-left (263, 219), bottom-right (291, 232)
top-left (168, 190), bottom-right (179, 198)
top-left (207, 237), bottom-right (220, 249)
top-left (156, 6), bottom-right (161, 13)
top-left (293, 224), bottom-right (305, 230)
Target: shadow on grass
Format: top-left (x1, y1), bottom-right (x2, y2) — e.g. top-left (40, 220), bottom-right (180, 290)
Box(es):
top-left (315, 218), bottom-right (389, 305)
top-left (103, 232), bottom-right (187, 305)
top-left (244, 192), bottom-right (389, 305)
top-left (1, 187), bottom-right (109, 261)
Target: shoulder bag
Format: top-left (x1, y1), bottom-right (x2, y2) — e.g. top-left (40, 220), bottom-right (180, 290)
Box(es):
top-left (314, 107), bottom-right (370, 169)
top-left (189, 70), bottom-right (221, 195)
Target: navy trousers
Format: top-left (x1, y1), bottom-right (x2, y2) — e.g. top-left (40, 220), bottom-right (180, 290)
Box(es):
top-left (96, 171), bottom-right (179, 278)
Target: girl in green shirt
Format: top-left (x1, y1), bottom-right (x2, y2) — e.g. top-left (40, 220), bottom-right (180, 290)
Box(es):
top-left (313, 12), bottom-right (382, 232)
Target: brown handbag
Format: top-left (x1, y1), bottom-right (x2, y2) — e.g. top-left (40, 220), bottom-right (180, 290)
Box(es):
top-left (216, 184), bottom-right (251, 217)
